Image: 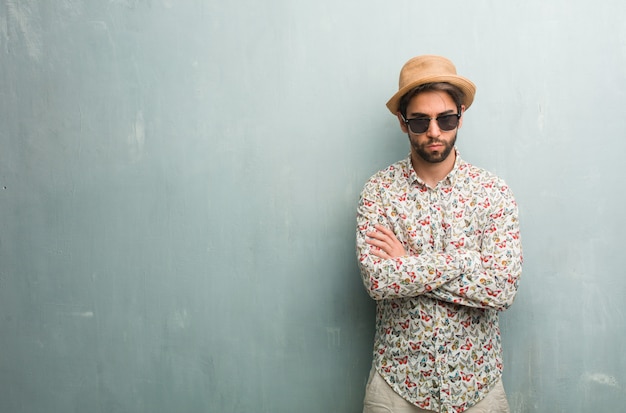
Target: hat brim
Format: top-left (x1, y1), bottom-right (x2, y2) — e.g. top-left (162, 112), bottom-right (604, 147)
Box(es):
top-left (386, 75), bottom-right (476, 114)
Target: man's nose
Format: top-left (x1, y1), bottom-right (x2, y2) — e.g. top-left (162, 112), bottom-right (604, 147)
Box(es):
top-left (425, 118), bottom-right (441, 137)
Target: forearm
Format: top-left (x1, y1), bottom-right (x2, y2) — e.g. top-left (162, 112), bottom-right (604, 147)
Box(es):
top-left (424, 207), bottom-right (523, 311)
top-left (424, 251), bottom-right (522, 311)
top-left (357, 250), bottom-right (470, 301)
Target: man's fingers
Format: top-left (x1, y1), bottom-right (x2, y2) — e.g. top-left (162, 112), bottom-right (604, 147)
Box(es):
top-left (368, 239), bottom-right (403, 259)
top-left (369, 245), bottom-right (389, 259)
top-left (373, 224), bottom-right (396, 237)
top-left (365, 237), bottom-right (390, 251)
top-left (365, 232), bottom-right (389, 244)
top-left (365, 225), bottom-right (406, 259)
top-left (366, 226), bottom-right (395, 242)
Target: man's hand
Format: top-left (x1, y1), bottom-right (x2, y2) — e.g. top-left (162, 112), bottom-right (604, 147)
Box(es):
top-left (365, 224), bottom-right (407, 259)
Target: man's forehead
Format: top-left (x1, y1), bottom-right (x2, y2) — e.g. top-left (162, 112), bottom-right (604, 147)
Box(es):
top-left (406, 91), bottom-right (457, 116)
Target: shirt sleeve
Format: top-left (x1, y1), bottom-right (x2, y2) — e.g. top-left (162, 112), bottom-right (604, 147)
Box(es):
top-left (424, 187), bottom-right (523, 311)
top-left (356, 180), bottom-right (469, 301)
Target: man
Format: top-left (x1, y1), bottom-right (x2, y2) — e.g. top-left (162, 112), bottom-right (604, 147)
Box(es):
top-left (356, 55), bottom-right (522, 413)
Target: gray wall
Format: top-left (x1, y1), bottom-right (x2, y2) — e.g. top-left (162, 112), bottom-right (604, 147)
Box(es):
top-left (1, 1), bottom-right (625, 412)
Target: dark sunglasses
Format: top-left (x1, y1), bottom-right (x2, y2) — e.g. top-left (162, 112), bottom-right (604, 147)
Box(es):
top-left (401, 112), bottom-right (461, 134)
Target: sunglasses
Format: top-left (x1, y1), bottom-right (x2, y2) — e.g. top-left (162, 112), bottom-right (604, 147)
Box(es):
top-left (401, 112), bottom-right (461, 134)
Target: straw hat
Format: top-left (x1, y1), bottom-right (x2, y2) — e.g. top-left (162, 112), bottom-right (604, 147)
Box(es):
top-left (386, 55), bottom-right (476, 114)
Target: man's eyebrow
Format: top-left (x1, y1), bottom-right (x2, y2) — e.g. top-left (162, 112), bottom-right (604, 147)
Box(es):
top-left (408, 109), bottom-right (457, 118)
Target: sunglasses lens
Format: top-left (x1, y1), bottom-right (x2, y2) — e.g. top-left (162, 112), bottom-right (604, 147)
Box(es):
top-left (437, 115), bottom-right (459, 131)
top-left (408, 119), bottom-right (429, 134)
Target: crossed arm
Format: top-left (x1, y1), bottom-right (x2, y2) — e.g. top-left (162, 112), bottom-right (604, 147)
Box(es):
top-left (356, 188), bottom-right (523, 311)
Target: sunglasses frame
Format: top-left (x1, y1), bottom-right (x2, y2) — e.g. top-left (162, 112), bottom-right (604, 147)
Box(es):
top-left (401, 112), bottom-right (461, 135)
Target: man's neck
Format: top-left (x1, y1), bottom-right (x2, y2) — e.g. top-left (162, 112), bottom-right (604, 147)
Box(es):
top-left (411, 150), bottom-right (456, 189)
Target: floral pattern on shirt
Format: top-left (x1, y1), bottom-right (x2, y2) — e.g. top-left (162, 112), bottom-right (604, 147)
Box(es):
top-left (356, 151), bottom-right (522, 413)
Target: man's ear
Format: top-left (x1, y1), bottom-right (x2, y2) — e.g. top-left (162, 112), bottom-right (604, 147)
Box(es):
top-left (458, 105), bottom-right (466, 129)
top-left (397, 112), bottom-right (409, 134)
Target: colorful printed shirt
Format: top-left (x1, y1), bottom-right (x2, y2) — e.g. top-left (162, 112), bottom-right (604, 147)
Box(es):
top-left (356, 150), bottom-right (522, 412)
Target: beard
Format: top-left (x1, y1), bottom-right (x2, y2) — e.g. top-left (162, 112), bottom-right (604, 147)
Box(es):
top-left (410, 132), bottom-right (457, 164)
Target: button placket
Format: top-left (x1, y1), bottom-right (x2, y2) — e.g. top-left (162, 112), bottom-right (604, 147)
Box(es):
top-left (429, 189), bottom-right (444, 251)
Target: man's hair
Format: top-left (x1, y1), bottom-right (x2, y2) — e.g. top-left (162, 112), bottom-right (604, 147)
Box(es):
top-left (398, 82), bottom-right (465, 117)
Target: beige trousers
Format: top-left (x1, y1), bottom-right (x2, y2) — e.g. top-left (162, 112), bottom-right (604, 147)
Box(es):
top-left (363, 368), bottom-right (510, 413)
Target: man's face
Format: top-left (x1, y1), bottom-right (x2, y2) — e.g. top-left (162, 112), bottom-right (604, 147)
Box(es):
top-left (398, 90), bottom-right (463, 164)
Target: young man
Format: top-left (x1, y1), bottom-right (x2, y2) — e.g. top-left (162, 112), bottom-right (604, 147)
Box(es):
top-left (356, 55), bottom-right (523, 413)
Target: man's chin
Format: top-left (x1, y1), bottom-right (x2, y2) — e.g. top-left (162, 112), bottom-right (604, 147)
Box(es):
top-left (416, 150), bottom-right (451, 164)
